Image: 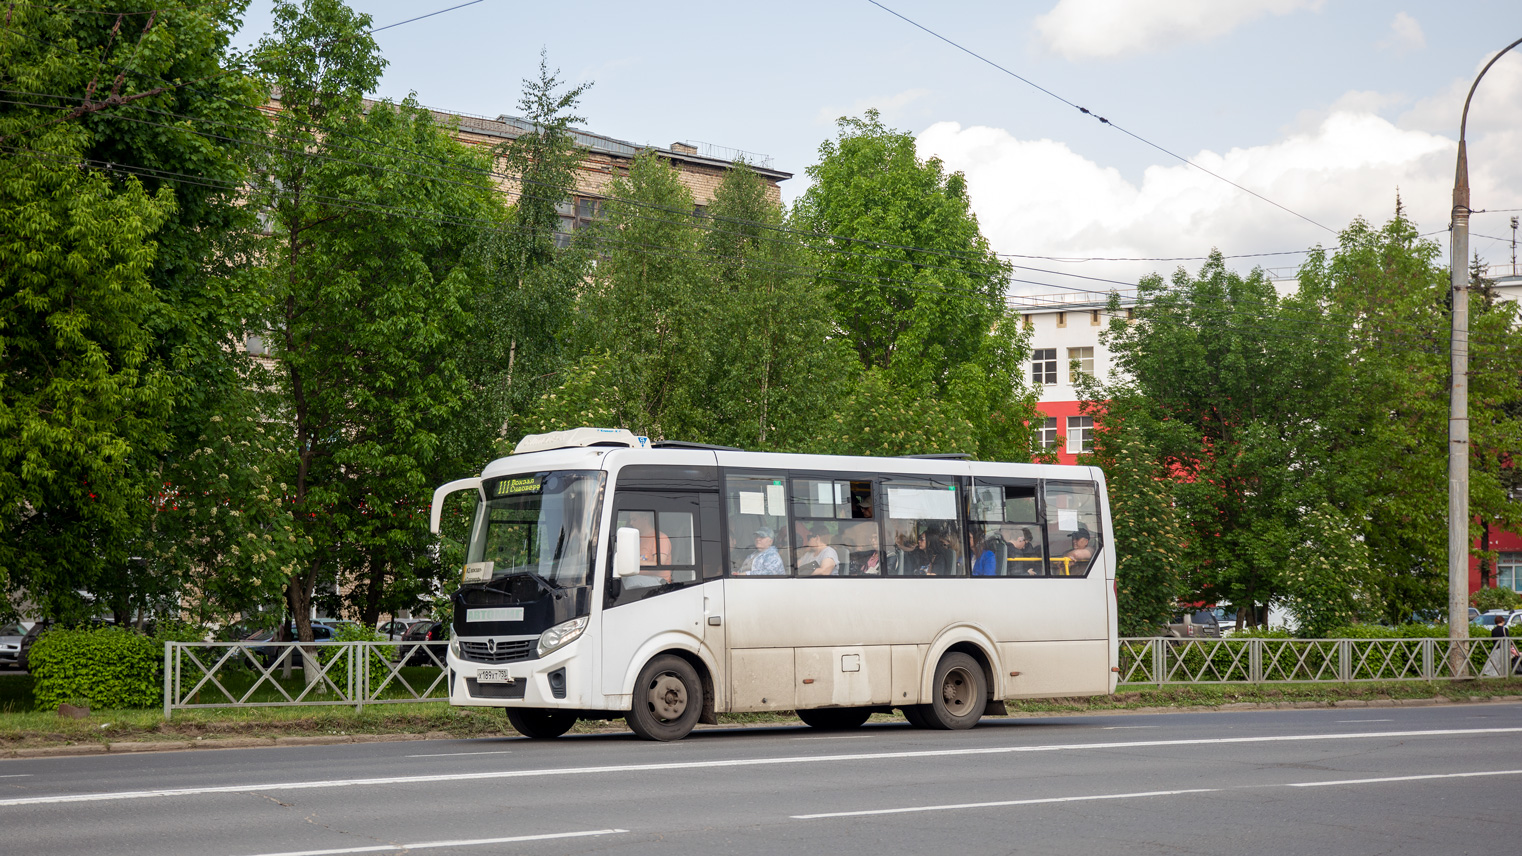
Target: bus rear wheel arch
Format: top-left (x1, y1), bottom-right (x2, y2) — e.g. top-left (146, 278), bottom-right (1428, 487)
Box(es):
top-left (908, 651), bottom-right (988, 730)
top-left (626, 654), bottom-right (705, 741)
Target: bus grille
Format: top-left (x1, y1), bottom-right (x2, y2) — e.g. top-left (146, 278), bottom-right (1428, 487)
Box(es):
top-left (459, 639), bottom-right (535, 664)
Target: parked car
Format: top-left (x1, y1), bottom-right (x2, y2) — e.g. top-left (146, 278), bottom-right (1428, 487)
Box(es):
top-left (1476, 610), bottom-right (1518, 632)
top-left (1163, 610), bottom-right (1222, 639)
top-left (377, 618), bottom-right (426, 640)
top-left (252, 623), bottom-right (336, 669)
top-left (0, 621), bottom-right (35, 669)
top-left (399, 620), bottom-right (448, 667)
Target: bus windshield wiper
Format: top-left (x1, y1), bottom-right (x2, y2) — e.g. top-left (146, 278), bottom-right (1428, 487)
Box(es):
top-left (479, 569), bottom-right (563, 597)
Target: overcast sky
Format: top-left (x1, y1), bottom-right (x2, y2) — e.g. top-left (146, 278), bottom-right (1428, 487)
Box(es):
top-left (233, 0), bottom-right (1522, 296)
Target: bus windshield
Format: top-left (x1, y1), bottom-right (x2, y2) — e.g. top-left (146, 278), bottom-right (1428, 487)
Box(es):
top-left (466, 471), bottom-right (605, 588)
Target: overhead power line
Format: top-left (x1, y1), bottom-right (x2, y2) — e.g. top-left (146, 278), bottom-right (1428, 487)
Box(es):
top-left (865, 0), bottom-right (1337, 235)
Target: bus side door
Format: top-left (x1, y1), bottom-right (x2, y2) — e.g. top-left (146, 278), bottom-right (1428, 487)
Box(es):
top-left (600, 464), bottom-right (724, 700)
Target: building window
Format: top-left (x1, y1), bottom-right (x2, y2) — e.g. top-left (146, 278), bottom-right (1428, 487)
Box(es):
top-left (1023, 314), bottom-right (1032, 329)
top-left (1056, 312), bottom-right (1066, 328)
top-left (1068, 347), bottom-right (1094, 382)
top-left (1125, 308), bottom-right (1135, 321)
top-left (1090, 309), bottom-right (1101, 326)
top-left (1038, 417), bottom-right (1058, 449)
top-left (1500, 553), bottom-right (1522, 592)
top-left (1031, 349), bottom-right (1057, 385)
top-left (1066, 416), bottom-right (1093, 454)
top-left (554, 196), bottom-right (601, 248)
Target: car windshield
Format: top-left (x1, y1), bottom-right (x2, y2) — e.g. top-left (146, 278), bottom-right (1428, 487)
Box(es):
top-left (0, 624), bottom-right (24, 636)
top-left (466, 470), bottom-right (605, 588)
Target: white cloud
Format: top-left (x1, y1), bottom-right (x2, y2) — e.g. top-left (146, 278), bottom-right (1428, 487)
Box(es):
top-left (1378, 12), bottom-right (1426, 55)
top-left (814, 88), bottom-right (931, 127)
top-left (917, 112), bottom-right (1472, 291)
top-left (1035, 0), bottom-right (1324, 60)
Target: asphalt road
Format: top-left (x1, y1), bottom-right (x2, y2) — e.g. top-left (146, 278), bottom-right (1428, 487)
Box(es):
top-left (3, 704), bottom-right (1521, 856)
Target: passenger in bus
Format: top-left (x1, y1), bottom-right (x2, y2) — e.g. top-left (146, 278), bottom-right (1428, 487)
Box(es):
top-left (1062, 527), bottom-right (1094, 574)
top-left (924, 525), bottom-right (957, 576)
top-left (970, 527), bottom-right (998, 577)
top-left (797, 524), bottom-right (840, 575)
top-left (1010, 527), bottom-right (1042, 575)
top-left (846, 523), bottom-right (882, 575)
top-left (736, 527), bottom-right (785, 575)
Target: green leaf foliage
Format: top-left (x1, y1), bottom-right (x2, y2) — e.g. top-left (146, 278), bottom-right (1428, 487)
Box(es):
top-left (254, 0), bottom-right (505, 638)
top-left (28, 626), bottom-right (165, 710)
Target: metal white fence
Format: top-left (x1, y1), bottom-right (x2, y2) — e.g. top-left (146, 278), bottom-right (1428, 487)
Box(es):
top-left (162, 640), bottom-right (449, 719)
top-left (159, 636), bottom-right (1521, 718)
top-left (1119, 636), bottom-right (1520, 685)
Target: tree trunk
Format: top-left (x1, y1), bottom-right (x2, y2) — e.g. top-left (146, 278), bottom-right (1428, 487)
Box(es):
top-left (360, 558), bottom-right (386, 628)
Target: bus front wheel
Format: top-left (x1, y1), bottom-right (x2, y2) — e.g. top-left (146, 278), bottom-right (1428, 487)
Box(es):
top-left (921, 652), bottom-right (987, 730)
top-left (506, 708), bottom-right (578, 739)
top-left (797, 707), bottom-right (872, 730)
top-left (626, 654), bottom-right (703, 741)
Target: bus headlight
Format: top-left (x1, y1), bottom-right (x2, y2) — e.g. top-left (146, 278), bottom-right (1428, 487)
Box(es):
top-left (449, 638), bottom-right (461, 658)
top-left (537, 616), bottom-right (588, 658)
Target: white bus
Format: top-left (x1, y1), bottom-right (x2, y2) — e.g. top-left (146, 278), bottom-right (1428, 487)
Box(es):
top-left (430, 427), bottom-right (1117, 741)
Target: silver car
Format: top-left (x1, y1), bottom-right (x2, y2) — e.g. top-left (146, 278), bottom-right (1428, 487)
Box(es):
top-left (0, 622), bottom-right (35, 669)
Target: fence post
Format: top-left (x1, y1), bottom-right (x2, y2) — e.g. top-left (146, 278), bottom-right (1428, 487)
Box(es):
top-left (163, 641), bottom-right (173, 720)
top-left (1249, 638), bottom-right (1261, 684)
top-left (1337, 640), bottom-right (1351, 682)
top-left (1422, 638), bottom-right (1434, 681)
top-left (355, 643), bottom-right (364, 714)
top-left (1153, 638), bottom-right (1164, 687)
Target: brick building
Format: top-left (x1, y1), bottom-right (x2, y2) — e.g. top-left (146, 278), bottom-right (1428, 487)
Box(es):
top-left (396, 102), bottom-right (792, 244)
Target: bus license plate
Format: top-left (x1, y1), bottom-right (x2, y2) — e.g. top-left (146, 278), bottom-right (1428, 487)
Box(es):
top-left (477, 669), bottom-right (514, 684)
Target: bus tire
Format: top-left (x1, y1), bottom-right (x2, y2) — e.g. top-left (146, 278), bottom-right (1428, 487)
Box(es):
top-left (901, 704), bottom-right (932, 728)
top-left (626, 654), bottom-right (703, 741)
top-left (506, 708), bottom-right (578, 739)
top-left (923, 652), bottom-right (987, 730)
top-left (797, 707), bottom-right (872, 730)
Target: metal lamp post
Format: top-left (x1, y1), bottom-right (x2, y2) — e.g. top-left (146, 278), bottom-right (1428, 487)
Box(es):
top-left (1449, 37), bottom-right (1522, 669)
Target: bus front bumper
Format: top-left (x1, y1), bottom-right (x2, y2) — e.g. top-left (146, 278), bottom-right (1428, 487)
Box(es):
top-left (446, 638), bottom-right (599, 709)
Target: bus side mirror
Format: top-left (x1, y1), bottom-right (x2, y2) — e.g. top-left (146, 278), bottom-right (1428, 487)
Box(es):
top-left (614, 527), bottom-right (641, 578)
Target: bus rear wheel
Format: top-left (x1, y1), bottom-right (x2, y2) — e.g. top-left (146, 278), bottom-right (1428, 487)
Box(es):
top-left (506, 708), bottom-right (578, 739)
top-left (797, 707), bottom-right (872, 730)
top-left (922, 652), bottom-right (987, 730)
top-left (626, 654), bottom-right (703, 741)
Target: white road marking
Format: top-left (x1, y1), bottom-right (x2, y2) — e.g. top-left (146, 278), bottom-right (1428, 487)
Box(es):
top-left (1289, 770), bottom-right (1522, 788)
top-left (236, 828), bottom-right (627, 856)
top-left (793, 769), bottom-right (1522, 819)
top-left (792, 735), bottom-right (874, 741)
top-left (0, 775), bottom-right (32, 779)
top-left (794, 788), bottom-right (1219, 818)
top-left (403, 751), bottom-right (514, 758)
top-left (4, 727), bottom-right (1520, 808)
top-left (1336, 719), bottom-right (1394, 723)
top-left (1100, 726), bottom-right (1158, 730)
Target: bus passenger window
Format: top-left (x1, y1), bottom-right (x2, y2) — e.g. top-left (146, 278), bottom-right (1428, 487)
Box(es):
top-left (883, 477), bottom-right (963, 577)
top-left (726, 474), bottom-right (792, 576)
top-left (1044, 481), bottom-right (1101, 577)
top-left (969, 481), bottom-right (1045, 576)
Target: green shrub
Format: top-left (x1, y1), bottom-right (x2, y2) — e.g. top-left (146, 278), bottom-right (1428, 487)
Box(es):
top-left (320, 623), bottom-right (390, 696)
top-left (1473, 587), bottom-right (1521, 612)
top-left (29, 626), bottom-right (163, 710)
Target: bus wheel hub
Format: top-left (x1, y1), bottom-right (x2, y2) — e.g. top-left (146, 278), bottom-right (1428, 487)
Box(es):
top-left (650, 674), bottom-right (687, 719)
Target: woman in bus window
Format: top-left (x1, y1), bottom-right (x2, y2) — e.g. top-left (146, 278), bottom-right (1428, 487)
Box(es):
top-left (797, 524), bottom-right (840, 576)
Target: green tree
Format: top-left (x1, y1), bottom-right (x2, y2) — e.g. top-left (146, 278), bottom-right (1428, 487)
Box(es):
top-left (254, 0), bottom-right (502, 643)
top-left (469, 53), bottom-right (592, 446)
top-left (1296, 211), bottom-right (1522, 621)
top-left (696, 164), bottom-right (850, 451)
top-left (794, 110), bottom-right (1039, 459)
top-left (1097, 252), bottom-right (1370, 626)
top-left (1, 0), bottom-right (268, 620)
top-left (535, 150), bottom-right (709, 442)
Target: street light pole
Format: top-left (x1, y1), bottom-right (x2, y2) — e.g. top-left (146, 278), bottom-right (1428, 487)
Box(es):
top-left (1449, 37), bottom-right (1522, 670)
